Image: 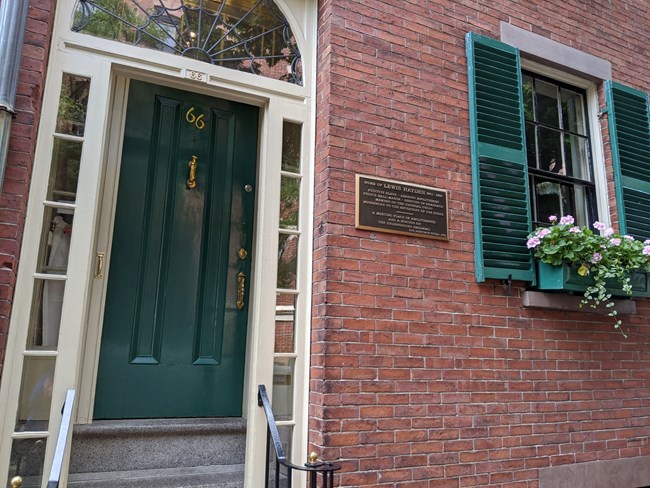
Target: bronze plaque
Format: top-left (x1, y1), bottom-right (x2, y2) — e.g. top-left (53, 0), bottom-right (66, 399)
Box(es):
top-left (355, 175), bottom-right (448, 240)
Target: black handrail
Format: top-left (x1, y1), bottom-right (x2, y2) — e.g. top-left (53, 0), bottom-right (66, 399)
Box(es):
top-left (47, 389), bottom-right (76, 488)
top-left (258, 384), bottom-right (340, 487)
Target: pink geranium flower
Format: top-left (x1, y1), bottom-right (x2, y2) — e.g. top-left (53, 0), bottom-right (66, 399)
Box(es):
top-left (527, 237), bottom-right (541, 249)
top-left (559, 215), bottom-right (575, 225)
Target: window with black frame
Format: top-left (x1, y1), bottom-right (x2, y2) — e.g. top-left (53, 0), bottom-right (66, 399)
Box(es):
top-left (522, 72), bottom-right (597, 228)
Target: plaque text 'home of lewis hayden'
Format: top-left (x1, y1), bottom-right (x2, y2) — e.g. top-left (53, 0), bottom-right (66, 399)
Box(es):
top-left (355, 175), bottom-right (448, 240)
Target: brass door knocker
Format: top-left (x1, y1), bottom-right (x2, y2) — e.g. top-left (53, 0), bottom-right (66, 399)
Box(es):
top-left (187, 155), bottom-right (198, 189)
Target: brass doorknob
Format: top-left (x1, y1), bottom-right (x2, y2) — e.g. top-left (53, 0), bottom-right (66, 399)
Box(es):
top-left (11, 476), bottom-right (23, 488)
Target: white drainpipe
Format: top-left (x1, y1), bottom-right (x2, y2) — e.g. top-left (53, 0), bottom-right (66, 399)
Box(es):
top-left (0, 0), bottom-right (30, 193)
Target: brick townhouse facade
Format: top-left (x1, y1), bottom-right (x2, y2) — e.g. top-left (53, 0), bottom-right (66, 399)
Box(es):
top-left (0, 0), bottom-right (649, 487)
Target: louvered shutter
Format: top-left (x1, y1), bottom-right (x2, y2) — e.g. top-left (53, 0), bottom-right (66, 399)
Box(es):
top-left (466, 32), bottom-right (534, 283)
top-left (606, 81), bottom-right (650, 241)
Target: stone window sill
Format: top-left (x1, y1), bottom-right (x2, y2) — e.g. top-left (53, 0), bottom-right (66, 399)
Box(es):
top-left (522, 290), bottom-right (637, 315)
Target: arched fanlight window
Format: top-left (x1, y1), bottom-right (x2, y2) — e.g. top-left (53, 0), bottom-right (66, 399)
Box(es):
top-left (72, 0), bottom-right (302, 85)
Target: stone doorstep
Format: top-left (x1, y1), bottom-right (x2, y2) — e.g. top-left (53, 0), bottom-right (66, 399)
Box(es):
top-left (66, 463), bottom-right (245, 488)
top-left (70, 418), bottom-right (247, 474)
top-left (71, 418), bottom-right (247, 438)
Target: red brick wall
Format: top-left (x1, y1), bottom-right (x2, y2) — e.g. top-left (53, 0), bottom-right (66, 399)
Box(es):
top-left (0, 0), bottom-right (57, 375)
top-left (312, 1), bottom-right (650, 487)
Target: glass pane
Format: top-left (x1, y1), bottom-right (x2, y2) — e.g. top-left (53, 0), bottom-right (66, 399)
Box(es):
top-left (56, 74), bottom-right (90, 136)
top-left (277, 424), bottom-right (293, 460)
top-left (272, 357), bottom-right (295, 421)
top-left (564, 134), bottom-right (590, 180)
top-left (7, 438), bottom-right (47, 486)
top-left (277, 234), bottom-right (298, 290)
top-left (561, 88), bottom-right (586, 135)
top-left (279, 176), bottom-right (300, 230)
top-left (73, 0), bottom-right (303, 85)
top-left (535, 79), bottom-right (560, 127)
top-left (534, 179), bottom-right (574, 224)
top-left (16, 357), bottom-right (56, 431)
top-left (525, 123), bottom-right (537, 169)
top-left (36, 207), bottom-right (74, 275)
top-left (275, 294), bottom-right (296, 354)
top-left (573, 185), bottom-right (590, 226)
top-left (48, 138), bottom-right (81, 202)
top-left (537, 127), bottom-right (563, 174)
top-left (267, 424), bottom-right (294, 487)
top-left (28, 279), bottom-right (65, 350)
top-left (281, 122), bottom-right (302, 173)
top-left (268, 424), bottom-right (293, 462)
top-left (522, 75), bottom-right (534, 121)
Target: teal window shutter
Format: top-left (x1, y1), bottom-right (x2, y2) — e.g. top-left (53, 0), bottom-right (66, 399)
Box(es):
top-left (606, 81), bottom-right (650, 241)
top-left (466, 32), bottom-right (534, 283)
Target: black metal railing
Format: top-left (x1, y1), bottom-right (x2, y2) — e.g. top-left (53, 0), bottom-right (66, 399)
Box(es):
top-left (258, 384), bottom-right (340, 488)
top-left (47, 389), bottom-right (76, 488)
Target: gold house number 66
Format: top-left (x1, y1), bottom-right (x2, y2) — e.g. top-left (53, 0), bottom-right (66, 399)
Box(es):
top-left (185, 107), bottom-right (205, 130)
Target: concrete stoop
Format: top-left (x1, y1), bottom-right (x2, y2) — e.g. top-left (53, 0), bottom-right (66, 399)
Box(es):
top-left (67, 418), bottom-right (246, 488)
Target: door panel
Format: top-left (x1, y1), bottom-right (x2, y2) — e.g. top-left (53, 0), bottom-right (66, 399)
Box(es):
top-left (93, 81), bottom-right (258, 419)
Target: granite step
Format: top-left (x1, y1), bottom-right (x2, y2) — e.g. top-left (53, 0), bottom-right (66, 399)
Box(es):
top-left (68, 418), bottom-right (246, 487)
top-left (66, 464), bottom-right (245, 487)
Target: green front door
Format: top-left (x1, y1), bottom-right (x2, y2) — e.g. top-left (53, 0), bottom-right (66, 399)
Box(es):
top-left (94, 80), bottom-right (258, 419)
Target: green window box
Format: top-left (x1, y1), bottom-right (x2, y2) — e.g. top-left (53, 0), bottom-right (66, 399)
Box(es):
top-left (536, 261), bottom-right (650, 298)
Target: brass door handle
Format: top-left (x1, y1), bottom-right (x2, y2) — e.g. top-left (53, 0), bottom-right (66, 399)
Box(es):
top-left (236, 271), bottom-right (245, 310)
top-left (187, 155), bottom-right (198, 189)
top-left (95, 252), bottom-right (105, 278)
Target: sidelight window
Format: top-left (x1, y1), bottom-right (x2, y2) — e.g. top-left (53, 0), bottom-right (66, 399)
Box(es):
top-left (7, 73), bottom-right (90, 484)
top-left (272, 120), bottom-right (303, 459)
